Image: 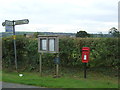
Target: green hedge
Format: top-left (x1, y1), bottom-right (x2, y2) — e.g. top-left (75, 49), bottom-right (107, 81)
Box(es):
top-left (2, 36), bottom-right (119, 71)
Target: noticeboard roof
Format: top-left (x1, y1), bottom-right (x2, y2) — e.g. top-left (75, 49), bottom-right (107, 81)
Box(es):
top-left (38, 35), bottom-right (58, 37)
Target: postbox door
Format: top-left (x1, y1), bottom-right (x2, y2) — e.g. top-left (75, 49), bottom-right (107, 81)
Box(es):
top-left (82, 52), bottom-right (89, 63)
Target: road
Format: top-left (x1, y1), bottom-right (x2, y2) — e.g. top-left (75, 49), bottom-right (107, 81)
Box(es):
top-left (0, 82), bottom-right (62, 90)
top-left (1, 81), bottom-right (40, 88)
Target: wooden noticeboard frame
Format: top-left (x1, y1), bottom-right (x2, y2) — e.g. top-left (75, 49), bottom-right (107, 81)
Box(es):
top-left (38, 35), bottom-right (59, 53)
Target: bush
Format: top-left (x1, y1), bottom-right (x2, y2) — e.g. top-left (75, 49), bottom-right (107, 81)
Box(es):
top-left (2, 36), bottom-right (119, 71)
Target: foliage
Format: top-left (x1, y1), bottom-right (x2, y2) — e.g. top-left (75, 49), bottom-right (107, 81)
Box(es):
top-left (33, 32), bottom-right (44, 38)
top-left (33, 32), bottom-right (39, 38)
top-left (76, 31), bottom-right (90, 37)
top-left (109, 27), bottom-right (120, 37)
top-left (2, 36), bottom-right (119, 71)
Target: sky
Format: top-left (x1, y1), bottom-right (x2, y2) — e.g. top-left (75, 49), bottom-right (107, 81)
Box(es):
top-left (0, 0), bottom-right (119, 34)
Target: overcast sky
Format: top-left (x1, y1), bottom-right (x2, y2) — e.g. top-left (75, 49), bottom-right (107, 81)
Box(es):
top-left (0, 0), bottom-right (119, 34)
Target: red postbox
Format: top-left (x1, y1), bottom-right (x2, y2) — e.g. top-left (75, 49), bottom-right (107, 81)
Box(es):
top-left (82, 47), bottom-right (90, 63)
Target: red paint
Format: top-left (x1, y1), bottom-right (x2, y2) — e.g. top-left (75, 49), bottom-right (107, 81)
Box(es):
top-left (82, 47), bottom-right (90, 63)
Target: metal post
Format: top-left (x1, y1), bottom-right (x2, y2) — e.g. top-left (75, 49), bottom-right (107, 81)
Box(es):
top-left (13, 20), bottom-right (18, 71)
top-left (84, 63), bottom-right (87, 78)
top-left (39, 53), bottom-right (42, 76)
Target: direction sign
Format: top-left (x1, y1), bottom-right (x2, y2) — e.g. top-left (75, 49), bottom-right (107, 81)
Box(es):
top-left (15, 19), bottom-right (29, 25)
top-left (5, 20), bottom-right (14, 26)
top-left (5, 26), bottom-right (13, 35)
top-left (2, 22), bottom-right (5, 26)
top-left (2, 20), bottom-right (13, 26)
top-left (5, 26), bottom-right (13, 32)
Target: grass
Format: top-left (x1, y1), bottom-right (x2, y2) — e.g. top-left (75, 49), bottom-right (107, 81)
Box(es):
top-left (2, 69), bottom-right (118, 88)
top-left (0, 70), bottom-right (2, 81)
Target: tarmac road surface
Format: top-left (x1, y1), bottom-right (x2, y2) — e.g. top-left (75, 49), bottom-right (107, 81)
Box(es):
top-left (0, 82), bottom-right (62, 90)
top-left (1, 81), bottom-right (41, 88)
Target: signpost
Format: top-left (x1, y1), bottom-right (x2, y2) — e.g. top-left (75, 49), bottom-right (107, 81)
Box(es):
top-left (38, 35), bottom-right (59, 77)
top-left (2, 19), bottom-right (29, 71)
top-left (82, 47), bottom-right (90, 78)
top-left (12, 20), bottom-right (17, 70)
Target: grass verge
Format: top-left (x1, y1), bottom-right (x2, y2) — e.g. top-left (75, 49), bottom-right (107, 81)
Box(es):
top-left (2, 70), bottom-right (118, 88)
top-left (0, 70), bottom-right (2, 81)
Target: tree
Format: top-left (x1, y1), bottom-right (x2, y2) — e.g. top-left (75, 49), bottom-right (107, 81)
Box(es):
top-left (98, 32), bottom-right (104, 37)
top-left (76, 31), bottom-right (90, 38)
top-left (109, 27), bottom-right (120, 37)
top-left (33, 32), bottom-right (39, 38)
top-left (23, 34), bottom-right (26, 37)
top-left (33, 32), bottom-right (44, 38)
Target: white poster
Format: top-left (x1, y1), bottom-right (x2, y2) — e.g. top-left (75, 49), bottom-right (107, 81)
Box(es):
top-left (41, 39), bottom-right (47, 50)
top-left (49, 39), bottom-right (55, 51)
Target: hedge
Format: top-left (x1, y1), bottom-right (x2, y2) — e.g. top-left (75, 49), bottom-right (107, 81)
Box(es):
top-left (2, 36), bottom-right (119, 71)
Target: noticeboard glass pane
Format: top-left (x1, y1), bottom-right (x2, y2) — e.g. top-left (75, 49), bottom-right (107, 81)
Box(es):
top-left (49, 39), bottom-right (55, 51)
top-left (40, 39), bottom-right (47, 51)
